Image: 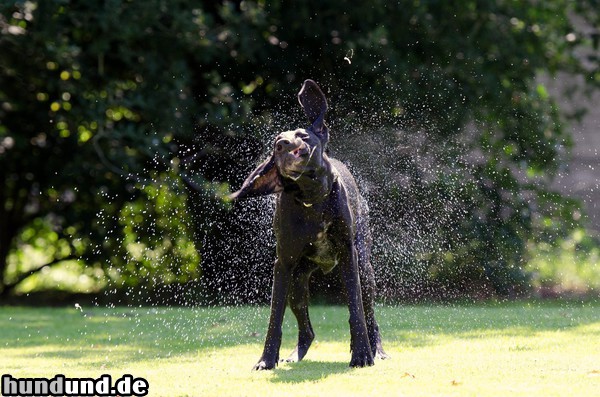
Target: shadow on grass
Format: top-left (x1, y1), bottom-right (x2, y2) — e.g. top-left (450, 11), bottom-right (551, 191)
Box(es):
top-left (1, 302), bottom-right (599, 370)
top-left (270, 360), bottom-right (351, 383)
top-left (0, 306), bottom-right (270, 368)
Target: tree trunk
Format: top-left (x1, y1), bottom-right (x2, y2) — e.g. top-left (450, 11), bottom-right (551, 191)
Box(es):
top-left (0, 226), bottom-right (15, 298)
top-left (0, 170), bottom-right (29, 298)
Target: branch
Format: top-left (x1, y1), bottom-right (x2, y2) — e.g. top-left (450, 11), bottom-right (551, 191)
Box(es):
top-left (0, 255), bottom-right (79, 297)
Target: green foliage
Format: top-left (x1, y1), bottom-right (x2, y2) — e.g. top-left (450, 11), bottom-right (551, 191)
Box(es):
top-left (0, 0), bottom-right (598, 299)
top-left (114, 174), bottom-right (200, 288)
top-left (527, 229), bottom-right (600, 295)
top-left (0, 0), bottom-right (209, 295)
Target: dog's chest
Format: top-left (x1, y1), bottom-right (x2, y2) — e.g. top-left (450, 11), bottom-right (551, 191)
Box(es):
top-left (306, 221), bottom-right (338, 274)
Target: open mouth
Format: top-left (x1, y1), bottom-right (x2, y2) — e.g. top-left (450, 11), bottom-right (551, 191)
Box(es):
top-left (292, 147), bottom-right (304, 158)
top-left (290, 144), bottom-right (309, 158)
top-left (282, 145), bottom-right (317, 181)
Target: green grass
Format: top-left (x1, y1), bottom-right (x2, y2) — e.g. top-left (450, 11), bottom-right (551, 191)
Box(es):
top-left (1, 302), bottom-right (599, 396)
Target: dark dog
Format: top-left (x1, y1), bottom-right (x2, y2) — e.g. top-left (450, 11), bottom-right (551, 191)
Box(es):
top-left (231, 80), bottom-right (387, 370)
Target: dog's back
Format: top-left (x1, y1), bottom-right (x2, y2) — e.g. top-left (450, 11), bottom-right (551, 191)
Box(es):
top-left (329, 157), bottom-right (372, 267)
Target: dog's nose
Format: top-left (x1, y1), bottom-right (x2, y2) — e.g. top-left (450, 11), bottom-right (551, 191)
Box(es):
top-left (275, 138), bottom-right (294, 152)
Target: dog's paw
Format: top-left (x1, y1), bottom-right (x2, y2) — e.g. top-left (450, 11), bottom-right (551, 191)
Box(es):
top-left (253, 359), bottom-right (277, 371)
top-left (283, 349), bottom-right (300, 363)
top-left (349, 349), bottom-right (374, 368)
top-left (376, 348), bottom-right (391, 360)
top-left (283, 337), bottom-right (313, 363)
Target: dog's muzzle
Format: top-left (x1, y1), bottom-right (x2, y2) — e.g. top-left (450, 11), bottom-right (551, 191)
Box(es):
top-left (275, 138), bottom-right (308, 158)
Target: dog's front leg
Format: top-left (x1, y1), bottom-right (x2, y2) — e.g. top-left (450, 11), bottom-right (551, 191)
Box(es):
top-left (254, 258), bottom-right (292, 370)
top-left (340, 245), bottom-right (374, 368)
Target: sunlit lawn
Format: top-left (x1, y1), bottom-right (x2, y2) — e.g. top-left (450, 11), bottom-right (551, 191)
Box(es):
top-left (1, 302), bottom-right (599, 396)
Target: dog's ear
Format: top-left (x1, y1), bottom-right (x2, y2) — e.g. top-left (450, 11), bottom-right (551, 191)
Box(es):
top-left (229, 156), bottom-right (282, 200)
top-left (298, 79), bottom-right (328, 133)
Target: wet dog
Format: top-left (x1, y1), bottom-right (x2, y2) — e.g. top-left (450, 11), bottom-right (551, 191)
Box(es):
top-left (231, 80), bottom-right (388, 370)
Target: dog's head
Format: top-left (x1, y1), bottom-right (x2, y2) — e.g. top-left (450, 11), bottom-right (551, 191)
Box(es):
top-left (231, 79), bottom-right (330, 200)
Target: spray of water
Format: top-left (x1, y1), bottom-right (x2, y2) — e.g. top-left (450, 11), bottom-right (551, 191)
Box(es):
top-left (88, 79), bottom-right (488, 308)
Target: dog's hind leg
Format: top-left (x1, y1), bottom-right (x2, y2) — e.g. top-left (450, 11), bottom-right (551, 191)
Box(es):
top-left (359, 260), bottom-right (389, 360)
top-left (285, 259), bottom-right (318, 363)
top-left (356, 222), bottom-right (389, 360)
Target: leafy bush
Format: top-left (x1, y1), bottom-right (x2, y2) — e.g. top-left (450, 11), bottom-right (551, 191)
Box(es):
top-left (1, 0), bottom-right (598, 301)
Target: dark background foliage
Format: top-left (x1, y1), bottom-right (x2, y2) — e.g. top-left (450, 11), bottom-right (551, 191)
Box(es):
top-left (0, 0), bottom-right (598, 303)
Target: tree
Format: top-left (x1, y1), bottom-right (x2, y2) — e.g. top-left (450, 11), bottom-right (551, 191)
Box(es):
top-left (1, 0), bottom-right (597, 301)
top-left (0, 0), bottom-right (210, 297)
